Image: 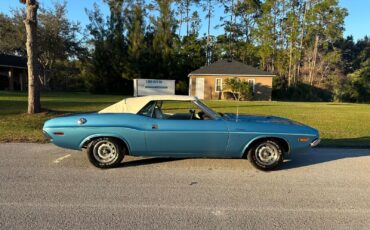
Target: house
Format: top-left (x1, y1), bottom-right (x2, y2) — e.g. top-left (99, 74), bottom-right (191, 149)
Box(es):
top-left (188, 59), bottom-right (275, 100)
top-left (0, 54), bottom-right (27, 91)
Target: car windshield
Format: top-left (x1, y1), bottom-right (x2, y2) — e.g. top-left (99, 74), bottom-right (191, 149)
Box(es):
top-left (193, 100), bottom-right (222, 119)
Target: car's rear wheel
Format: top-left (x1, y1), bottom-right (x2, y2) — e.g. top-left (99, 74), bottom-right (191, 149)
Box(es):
top-left (247, 140), bottom-right (283, 171)
top-left (87, 138), bottom-right (125, 168)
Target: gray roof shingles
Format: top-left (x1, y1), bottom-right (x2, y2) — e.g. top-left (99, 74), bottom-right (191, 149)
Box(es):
top-left (189, 59), bottom-right (274, 76)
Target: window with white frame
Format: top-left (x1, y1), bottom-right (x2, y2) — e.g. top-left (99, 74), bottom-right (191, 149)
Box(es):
top-left (215, 78), bottom-right (222, 92)
top-left (248, 79), bottom-right (255, 92)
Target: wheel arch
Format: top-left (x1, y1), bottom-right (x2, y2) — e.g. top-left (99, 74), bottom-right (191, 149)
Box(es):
top-left (80, 134), bottom-right (131, 155)
top-left (241, 136), bottom-right (290, 158)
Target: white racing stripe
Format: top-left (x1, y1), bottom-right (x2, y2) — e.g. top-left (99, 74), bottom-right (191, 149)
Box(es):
top-left (53, 154), bottom-right (71, 163)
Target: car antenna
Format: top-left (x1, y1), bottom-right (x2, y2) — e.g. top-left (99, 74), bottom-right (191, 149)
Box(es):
top-left (236, 81), bottom-right (240, 122)
top-left (236, 100), bottom-right (239, 122)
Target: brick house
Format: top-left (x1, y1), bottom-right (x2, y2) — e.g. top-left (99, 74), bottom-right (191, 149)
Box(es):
top-left (188, 59), bottom-right (275, 100)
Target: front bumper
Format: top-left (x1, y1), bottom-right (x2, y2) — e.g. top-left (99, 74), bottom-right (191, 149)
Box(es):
top-left (310, 138), bottom-right (321, 147)
top-left (43, 130), bottom-right (53, 141)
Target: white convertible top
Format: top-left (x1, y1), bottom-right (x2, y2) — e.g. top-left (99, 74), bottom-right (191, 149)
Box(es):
top-left (99, 95), bottom-right (198, 114)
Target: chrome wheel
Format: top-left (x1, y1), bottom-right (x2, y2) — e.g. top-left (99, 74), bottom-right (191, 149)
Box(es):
top-left (255, 142), bottom-right (280, 166)
top-left (92, 140), bottom-right (119, 164)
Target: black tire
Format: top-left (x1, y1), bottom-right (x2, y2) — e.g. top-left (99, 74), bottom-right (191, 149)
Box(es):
top-left (87, 137), bottom-right (125, 169)
top-left (247, 140), bottom-right (283, 171)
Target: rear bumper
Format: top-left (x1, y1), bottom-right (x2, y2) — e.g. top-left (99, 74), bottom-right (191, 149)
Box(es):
top-left (310, 138), bottom-right (321, 147)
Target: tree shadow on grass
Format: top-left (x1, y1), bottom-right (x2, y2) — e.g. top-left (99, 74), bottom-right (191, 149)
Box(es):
top-left (0, 99), bottom-right (112, 115)
top-left (320, 137), bottom-right (370, 148)
top-left (209, 104), bottom-right (277, 110)
top-left (281, 146), bottom-right (370, 170)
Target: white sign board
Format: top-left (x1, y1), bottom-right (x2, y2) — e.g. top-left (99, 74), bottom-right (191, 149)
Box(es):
top-left (134, 79), bottom-right (175, 96)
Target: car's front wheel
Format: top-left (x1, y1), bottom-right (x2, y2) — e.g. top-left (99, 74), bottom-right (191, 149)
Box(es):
top-left (247, 140), bottom-right (283, 171)
top-left (87, 138), bottom-right (125, 168)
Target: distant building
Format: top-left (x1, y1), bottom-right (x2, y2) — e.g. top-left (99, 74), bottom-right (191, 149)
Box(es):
top-left (0, 54), bottom-right (27, 91)
top-left (188, 59), bottom-right (274, 100)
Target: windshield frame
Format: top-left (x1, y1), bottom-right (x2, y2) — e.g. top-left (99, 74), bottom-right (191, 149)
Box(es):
top-left (193, 99), bottom-right (222, 120)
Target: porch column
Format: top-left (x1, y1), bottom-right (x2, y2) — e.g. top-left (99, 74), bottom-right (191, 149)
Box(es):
top-left (19, 71), bottom-right (24, 91)
top-left (8, 68), bottom-right (14, 91)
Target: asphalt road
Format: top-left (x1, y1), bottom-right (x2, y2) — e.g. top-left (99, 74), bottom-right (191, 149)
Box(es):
top-left (1, 143), bottom-right (370, 229)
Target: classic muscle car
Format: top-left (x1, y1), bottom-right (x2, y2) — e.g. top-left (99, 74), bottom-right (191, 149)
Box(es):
top-left (43, 95), bottom-right (320, 170)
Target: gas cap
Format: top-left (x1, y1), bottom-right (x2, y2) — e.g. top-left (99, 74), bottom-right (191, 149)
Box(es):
top-left (78, 118), bottom-right (87, 125)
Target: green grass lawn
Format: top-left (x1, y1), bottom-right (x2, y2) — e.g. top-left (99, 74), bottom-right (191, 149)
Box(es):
top-left (0, 91), bottom-right (369, 147)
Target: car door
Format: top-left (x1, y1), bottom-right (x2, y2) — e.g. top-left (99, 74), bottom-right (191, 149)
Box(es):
top-left (144, 118), bottom-right (229, 157)
top-left (142, 100), bottom-right (229, 157)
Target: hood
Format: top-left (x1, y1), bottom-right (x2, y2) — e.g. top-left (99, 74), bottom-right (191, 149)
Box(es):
top-left (223, 113), bottom-right (319, 137)
top-left (223, 113), bottom-right (303, 125)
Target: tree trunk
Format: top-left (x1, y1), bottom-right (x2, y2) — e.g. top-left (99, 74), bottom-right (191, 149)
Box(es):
top-left (178, 11), bottom-right (183, 36)
top-left (297, 0), bottom-right (307, 81)
top-left (288, 41), bottom-right (293, 86)
top-left (186, 0), bottom-right (189, 36)
top-left (206, 0), bottom-right (212, 65)
top-left (288, 16), bottom-right (296, 87)
top-left (23, 0), bottom-right (41, 114)
top-left (309, 34), bottom-right (319, 86)
top-left (279, 0), bottom-right (286, 50)
top-left (228, 0), bottom-right (235, 58)
top-left (271, 1), bottom-right (278, 73)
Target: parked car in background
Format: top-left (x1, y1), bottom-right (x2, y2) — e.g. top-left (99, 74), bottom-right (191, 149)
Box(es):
top-left (43, 95), bottom-right (320, 170)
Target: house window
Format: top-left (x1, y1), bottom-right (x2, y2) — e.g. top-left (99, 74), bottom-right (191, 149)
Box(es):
top-left (215, 78), bottom-right (222, 92)
top-left (248, 79), bottom-right (255, 92)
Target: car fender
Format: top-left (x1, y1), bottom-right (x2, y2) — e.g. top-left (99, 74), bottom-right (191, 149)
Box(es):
top-left (241, 135), bottom-right (291, 157)
top-left (79, 133), bottom-right (131, 153)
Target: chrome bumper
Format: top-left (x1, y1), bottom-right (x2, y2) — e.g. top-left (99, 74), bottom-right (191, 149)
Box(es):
top-left (310, 138), bottom-right (321, 147)
top-left (43, 130), bottom-right (52, 140)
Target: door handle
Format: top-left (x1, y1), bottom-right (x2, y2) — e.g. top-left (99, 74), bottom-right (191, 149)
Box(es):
top-left (152, 124), bottom-right (158, 129)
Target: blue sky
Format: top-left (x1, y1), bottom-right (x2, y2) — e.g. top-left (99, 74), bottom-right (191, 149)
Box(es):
top-left (0, 0), bottom-right (369, 40)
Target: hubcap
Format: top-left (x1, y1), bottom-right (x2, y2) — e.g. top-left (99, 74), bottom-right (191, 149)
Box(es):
top-left (255, 142), bottom-right (279, 166)
top-left (93, 140), bottom-right (118, 163)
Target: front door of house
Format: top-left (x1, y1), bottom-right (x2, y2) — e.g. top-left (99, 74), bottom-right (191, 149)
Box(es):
top-left (195, 78), bottom-right (204, 99)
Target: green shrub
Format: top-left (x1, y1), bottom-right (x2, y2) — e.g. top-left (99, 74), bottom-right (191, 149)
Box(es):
top-left (333, 64), bottom-right (370, 103)
top-left (223, 77), bottom-right (254, 101)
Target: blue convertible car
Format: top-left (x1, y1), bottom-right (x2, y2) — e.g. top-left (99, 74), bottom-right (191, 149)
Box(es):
top-left (43, 95), bottom-right (320, 170)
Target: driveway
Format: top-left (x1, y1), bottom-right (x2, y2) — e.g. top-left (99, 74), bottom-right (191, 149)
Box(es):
top-left (1, 143), bottom-right (370, 229)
